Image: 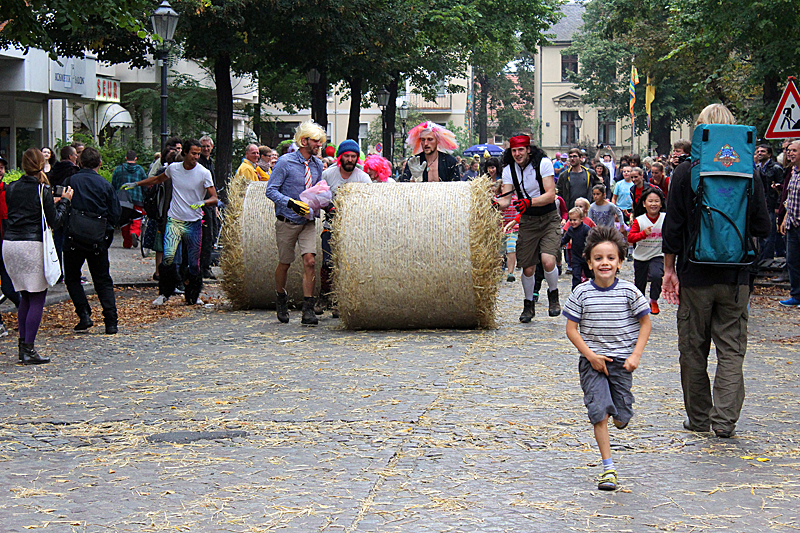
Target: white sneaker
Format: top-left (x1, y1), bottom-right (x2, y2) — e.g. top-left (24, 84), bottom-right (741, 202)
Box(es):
top-left (152, 295), bottom-right (168, 306)
top-left (0, 324), bottom-right (8, 338)
top-left (193, 299), bottom-right (204, 306)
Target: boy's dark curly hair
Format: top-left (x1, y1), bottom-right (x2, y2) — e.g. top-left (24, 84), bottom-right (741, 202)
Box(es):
top-left (584, 225), bottom-right (627, 263)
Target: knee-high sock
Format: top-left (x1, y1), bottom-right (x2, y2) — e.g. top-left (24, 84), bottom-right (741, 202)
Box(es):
top-left (545, 267), bottom-right (559, 292)
top-left (521, 274), bottom-right (534, 301)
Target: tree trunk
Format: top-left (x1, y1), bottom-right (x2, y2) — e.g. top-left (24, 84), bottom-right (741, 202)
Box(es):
top-left (763, 73), bottom-right (781, 106)
top-left (252, 78), bottom-right (262, 143)
top-left (214, 52), bottom-right (233, 192)
top-left (651, 113), bottom-right (671, 157)
top-left (476, 72), bottom-right (489, 144)
top-left (313, 69), bottom-right (328, 131)
top-left (384, 75), bottom-right (399, 164)
top-left (346, 76), bottom-right (363, 140)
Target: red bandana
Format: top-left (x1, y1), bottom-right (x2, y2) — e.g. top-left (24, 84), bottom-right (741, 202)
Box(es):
top-left (509, 135), bottom-right (530, 149)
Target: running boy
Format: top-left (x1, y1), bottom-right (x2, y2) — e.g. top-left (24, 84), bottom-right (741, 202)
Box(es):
top-left (628, 188), bottom-right (666, 315)
top-left (561, 207), bottom-right (591, 289)
top-left (563, 226), bottom-right (652, 491)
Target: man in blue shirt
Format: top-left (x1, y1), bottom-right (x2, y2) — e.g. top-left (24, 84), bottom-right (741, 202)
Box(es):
top-left (265, 120), bottom-right (326, 325)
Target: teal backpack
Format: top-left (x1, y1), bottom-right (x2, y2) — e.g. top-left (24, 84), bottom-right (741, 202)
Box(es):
top-left (688, 123), bottom-right (758, 266)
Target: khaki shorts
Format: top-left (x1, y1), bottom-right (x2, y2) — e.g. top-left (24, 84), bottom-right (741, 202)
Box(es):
top-left (516, 210), bottom-right (562, 269)
top-left (275, 219), bottom-right (317, 264)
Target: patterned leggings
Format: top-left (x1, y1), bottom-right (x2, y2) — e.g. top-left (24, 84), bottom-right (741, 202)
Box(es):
top-left (163, 218), bottom-right (202, 276)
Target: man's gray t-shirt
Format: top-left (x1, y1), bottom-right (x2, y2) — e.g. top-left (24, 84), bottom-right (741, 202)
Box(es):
top-left (322, 165), bottom-right (371, 199)
top-left (165, 161), bottom-right (213, 222)
top-left (588, 201), bottom-right (624, 229)
top-left (567, 168), bottom-right (592, 208)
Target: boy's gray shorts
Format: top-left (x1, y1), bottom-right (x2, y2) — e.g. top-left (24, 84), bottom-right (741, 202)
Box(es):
top-left (579, 356), bottom-right (634, 425)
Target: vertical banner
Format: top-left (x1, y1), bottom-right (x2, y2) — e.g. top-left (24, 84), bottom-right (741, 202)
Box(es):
top-left (645, 75), bottom-right (655, 131)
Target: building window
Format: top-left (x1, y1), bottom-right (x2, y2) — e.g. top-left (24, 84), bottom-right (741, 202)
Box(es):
top-left (561, 110), bottom-right (579, 146)
top-left (561, 54), bottom-right (578, 82)
top-left (598, 113), bottom-right (616, 146)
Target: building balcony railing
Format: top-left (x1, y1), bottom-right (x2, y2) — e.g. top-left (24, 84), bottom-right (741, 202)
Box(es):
top-left (407, 93), bottom-right (452, 111)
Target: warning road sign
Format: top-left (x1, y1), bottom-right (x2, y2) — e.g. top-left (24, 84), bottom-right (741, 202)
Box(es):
top-left (765, 77), bottom-right (800, 139)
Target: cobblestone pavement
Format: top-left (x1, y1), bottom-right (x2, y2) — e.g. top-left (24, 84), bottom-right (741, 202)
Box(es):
top-left (0, 259), bottom-right (799, 532)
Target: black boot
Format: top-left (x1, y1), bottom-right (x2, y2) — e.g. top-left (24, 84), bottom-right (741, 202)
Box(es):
top-left (548, 289), bottom-right (561, 317)
top-left (103, 309), bottom-right (118, 334)
top-left (301, 297), bottom-right (319, 325)
top-left (18, 338), bottom-right (24, 362)
top-left (519, 299), bottom-right (535, 323)
top-left (313, 294), bottom-right (327, 315)
top-left (105, 322), bottom-right (118, 334)
top-left (74, 306), bottom-right (94, 331)
top-left (276, 291), bottom-right (290, 323)
top-left (20, 343), bottom-right (49, 365)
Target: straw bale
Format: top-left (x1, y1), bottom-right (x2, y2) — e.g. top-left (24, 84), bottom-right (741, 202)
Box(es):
top-left (220, 178), bottom-right (320, 309)
top-left (332, 177), bottom-right (501, 329)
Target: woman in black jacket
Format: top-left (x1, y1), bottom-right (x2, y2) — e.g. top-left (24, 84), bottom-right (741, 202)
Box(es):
top-left (2, 148), bottom-right (73, 364)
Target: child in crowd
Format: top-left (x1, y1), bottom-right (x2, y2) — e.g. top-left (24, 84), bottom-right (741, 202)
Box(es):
top-left (612, 164), bottom-right (634, 221)
top-left (561, 207), bottom-right (592, 289)
top-left (589, 184), bottom-right (624, 229)
top-left (563, 226), bottom-right (652, 491)
top-left (627, 188), bottom-right (666, 315)
top-left (501, 193), bottom-right (519, 282)
top-left (573, 197), bottom-right (597, 229)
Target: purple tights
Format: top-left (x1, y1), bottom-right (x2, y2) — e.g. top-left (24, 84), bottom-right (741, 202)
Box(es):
top-left (18, 290), bottom-right (47, 344)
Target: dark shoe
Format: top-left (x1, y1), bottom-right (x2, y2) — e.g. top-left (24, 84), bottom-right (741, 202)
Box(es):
top-left (202, 268), bottom-right (216, 280)
top-left (130, 234), bottom-right (139, 248)
top-left (74, 310), bottom-right (94, 331)
top-left (519, 299), bottom-right (535, 323)
top-left (18, 338), bottom-right (24, 362)
top-left (313, 295), bottom-right (327, 315)
top-left (506, 274), bottom-right (515, 282)
top-left (548, 289), bottom-right (561, 317)
top-left (683, 419), bottom-right (710, 432)
top-left (20, 343), bottom-right (49, 365)
top-left (331, 305), bottom-right (339, 318)
top-left (105, 323), bottom-right (118, 335)
top-left (153, 273), bottom-right (160, 281)
top-left (302, 297), bottom-right (319, 325)
top-left (714, 428), bottom-right (736, 438)
top-left (532, 292), bottom-right (539, 303)
top-left (276, 291), bottom-right (289, 323)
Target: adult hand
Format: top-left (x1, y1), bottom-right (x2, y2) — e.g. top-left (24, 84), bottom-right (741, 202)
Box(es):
top-left (287, 199), bottom-right (310, 217)
top-left (780, 216), bottom-right (787, 236)
top-left (586, 351), bottom-right (612, 376)
top-left (407, 158), bottom-right (427, 182)
top-left (189, 203), bottom-right (204, 210)
top-left (513, 198), bottom-right (532, 213)
top-left (121, 182), bottom-right (138, 191)
top-left (662, 269), bottom-right (680, 305)
top-left (61, 186), bottom-right (74, 201)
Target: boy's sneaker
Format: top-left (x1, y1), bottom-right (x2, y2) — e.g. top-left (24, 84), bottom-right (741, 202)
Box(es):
top-left (532, 292), bottom-right (539, 303)
top-left (152, 295), bottom-right (168, 306)
top-left (613, 417), bottom-right (628, 429)
top-left (0, 324), bottom-right (8, 338)
top-left (780, 297), bottom-right (800, 307)
top-left (507, 273), bottom-right (515, 282)
top-left (597, 469), bottom-right (618, 491)
top-left (650, 300), bottom-right (660, 315)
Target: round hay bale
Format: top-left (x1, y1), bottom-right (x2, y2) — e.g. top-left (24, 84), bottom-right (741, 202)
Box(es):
top-left (220, 177), bottom-right (321, 309)
top-left (332, 176), bottom-right (502, 329)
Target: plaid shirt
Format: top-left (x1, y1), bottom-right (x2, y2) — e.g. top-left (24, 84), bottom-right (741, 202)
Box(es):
top-left (786, 167), bottom-right (800, 230)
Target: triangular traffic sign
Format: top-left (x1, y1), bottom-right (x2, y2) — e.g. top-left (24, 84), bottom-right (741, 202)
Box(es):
top-left (765, 78), bottom-right (800, 139)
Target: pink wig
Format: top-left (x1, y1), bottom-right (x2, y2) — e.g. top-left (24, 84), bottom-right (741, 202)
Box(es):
top-left (405, 121), bottom-right (458, 154)
top-left (363, 155), bottom-right (392, 182)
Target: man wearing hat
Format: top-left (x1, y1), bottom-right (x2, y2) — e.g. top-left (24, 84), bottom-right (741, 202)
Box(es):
top-left (317, 139), bottom-right (372, 315)
top-left (496, 135), bottom-right (562, 322)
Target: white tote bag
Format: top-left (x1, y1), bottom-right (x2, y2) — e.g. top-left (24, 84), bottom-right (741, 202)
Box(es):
top-left (40, 184), bottom-right (61, 287)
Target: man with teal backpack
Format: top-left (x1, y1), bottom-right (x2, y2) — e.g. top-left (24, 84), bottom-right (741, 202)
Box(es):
top-left (662, 104), bottom-right (770, 439)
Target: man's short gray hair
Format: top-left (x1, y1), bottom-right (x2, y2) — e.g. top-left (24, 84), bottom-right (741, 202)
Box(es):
top-left (200, 135), bottom-right (214, 145)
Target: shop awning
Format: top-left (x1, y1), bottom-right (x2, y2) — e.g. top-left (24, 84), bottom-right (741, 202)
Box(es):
top-left (74, 103), bottom-right (133, 136)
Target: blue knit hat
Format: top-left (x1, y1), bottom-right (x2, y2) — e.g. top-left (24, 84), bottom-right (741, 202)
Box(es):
top-left (336, 139), bottom-right (360, 157)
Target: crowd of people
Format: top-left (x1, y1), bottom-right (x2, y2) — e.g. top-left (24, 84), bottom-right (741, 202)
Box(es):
top-left (2, 102), bottom-right (799, 496)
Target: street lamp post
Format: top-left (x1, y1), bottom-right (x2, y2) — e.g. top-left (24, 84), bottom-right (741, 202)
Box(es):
top-left (572, 114), bottom-right (583, 146)
top-left (377, 88), bottom-right (390, 156)
top-left (399, 102), bottom-right (408, 161)
top-left (151, 0), bottom-right (179, 152)
top-left (306, 68), bottom-right (321, 124)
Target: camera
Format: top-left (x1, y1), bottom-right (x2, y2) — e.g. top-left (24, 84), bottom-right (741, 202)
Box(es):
top-left (54, 185), bottom-right (64, 197)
